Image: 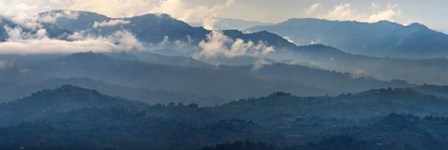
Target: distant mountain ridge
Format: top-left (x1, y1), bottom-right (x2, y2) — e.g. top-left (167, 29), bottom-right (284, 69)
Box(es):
top-left (247, 18), bottom-right (448, 58)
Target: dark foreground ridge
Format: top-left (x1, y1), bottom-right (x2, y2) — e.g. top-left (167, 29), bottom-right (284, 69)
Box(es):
top-left (0, 85), bottom-right (447, 150)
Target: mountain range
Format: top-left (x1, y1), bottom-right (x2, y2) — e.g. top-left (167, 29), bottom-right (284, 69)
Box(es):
top-left (0, 52), bottom-right (410, 105)
top-left (247, 18), bottom-right (448, 59)
top-left (2, 10), bottom-right (448, 85)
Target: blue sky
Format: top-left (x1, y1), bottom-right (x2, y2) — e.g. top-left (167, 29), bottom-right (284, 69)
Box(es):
top-left (0, 0), bottom-right (446, 32)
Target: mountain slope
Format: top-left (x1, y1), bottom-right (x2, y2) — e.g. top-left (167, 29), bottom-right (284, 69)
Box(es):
top-left (247, 18), bottom-right (448, 58)
top-left (274, 44), bottom-right (448, 85)
top-left (7, 52), bottom-right (410, 100)
top-left (0, 85), bottom-right (139, 126)
top-left (36, 10), bottom-right (291, 48)
top-left (216, 88), bottom-right (448, 122)
top-left (39, 10), bottom-right (110, 32)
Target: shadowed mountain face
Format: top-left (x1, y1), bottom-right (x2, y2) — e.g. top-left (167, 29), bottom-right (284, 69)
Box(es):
top-left (247, 18), bottom-right (448, 59)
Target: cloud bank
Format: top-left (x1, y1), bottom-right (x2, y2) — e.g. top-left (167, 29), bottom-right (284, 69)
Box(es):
top-left (0, 25), bottom-right (142, 54)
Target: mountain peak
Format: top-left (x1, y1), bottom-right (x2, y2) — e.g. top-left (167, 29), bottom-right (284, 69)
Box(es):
top-left (406, 22), bottom-right (429, 30)
top-left (373, 20), bottom-right (403, 27)
top-left (0, 85), bottom-right (136, 126)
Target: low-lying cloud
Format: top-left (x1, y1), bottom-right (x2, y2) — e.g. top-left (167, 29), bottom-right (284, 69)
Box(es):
top-left (0, 25), bottom-right (142, 54)
top-left (93, 19), bottom-right (130, 28)
top-left (193, 30), bottom-right (275, 59)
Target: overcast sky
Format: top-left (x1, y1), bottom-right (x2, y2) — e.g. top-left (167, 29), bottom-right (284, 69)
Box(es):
top-left (0, 0), bottom-right (447, 32)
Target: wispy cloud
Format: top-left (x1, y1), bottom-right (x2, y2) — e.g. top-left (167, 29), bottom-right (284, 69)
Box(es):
top-left (93, 19), bottom-right (130, 28)
top-left (307, 2), bottom-right (402, 23)
top-left (150, 0), bottom-right (235, 30)
top-left (305, 3), bottom-right (323, 15)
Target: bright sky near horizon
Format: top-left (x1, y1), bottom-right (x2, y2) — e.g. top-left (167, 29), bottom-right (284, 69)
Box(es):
top-left (0, 0), bottom-right (446, 32)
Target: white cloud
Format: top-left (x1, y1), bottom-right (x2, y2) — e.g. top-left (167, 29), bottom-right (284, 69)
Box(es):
top-left (366, 3), bottom-right (401, 22)
top-left (305, 3), bottom-right (322, 15)
top-left (325, 3), bottom-right (354, 21)
top-left (193, 30), bottom-right (275, 59)
top-left (311, 3), bottom-right (402, 23)
top-left (93, 19), bottom-right (130, 28)
top-left (4, 26), bottom-right (48, 40)
top-left (283, 36), bottom-right (295, 44)
top-left (150, 0), bottom-right (235, 29)
top-left (0, 25), bottom-right (142, 54)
